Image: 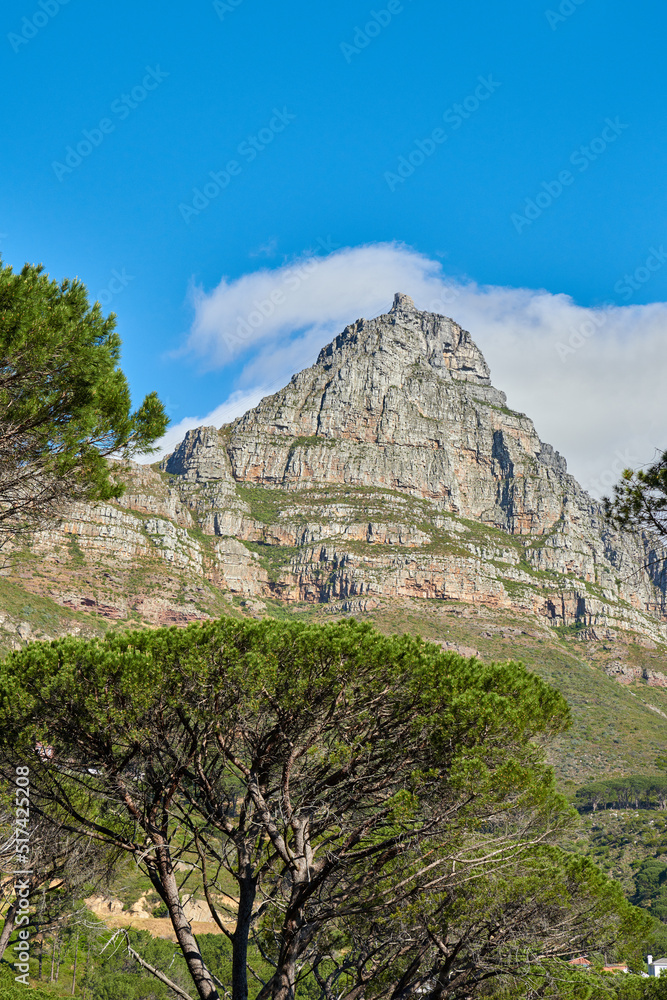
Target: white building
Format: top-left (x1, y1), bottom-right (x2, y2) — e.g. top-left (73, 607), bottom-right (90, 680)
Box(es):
top-left (647, 955), bottom-right (667, 977)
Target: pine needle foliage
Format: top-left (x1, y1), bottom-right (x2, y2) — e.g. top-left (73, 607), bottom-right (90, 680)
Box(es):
top-left (0, 259), bottom-right (167, 534)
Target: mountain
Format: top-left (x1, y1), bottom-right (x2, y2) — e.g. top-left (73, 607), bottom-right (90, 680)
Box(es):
top-left (2, 294), bottom-right (667, 782)
top-left (162, 292), bottom-right (666, 635)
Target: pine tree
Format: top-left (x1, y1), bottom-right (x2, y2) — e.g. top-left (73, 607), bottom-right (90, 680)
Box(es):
top-left (0, 259), bottom-right (167, 535)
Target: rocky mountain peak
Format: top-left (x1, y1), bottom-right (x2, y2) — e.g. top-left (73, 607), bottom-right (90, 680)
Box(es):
top-left (164, 296), bottom-right (579, 535)
top-left (390, 291), bottom-right (416, 312)
top-left (315, 294), bottom-right (492, 386)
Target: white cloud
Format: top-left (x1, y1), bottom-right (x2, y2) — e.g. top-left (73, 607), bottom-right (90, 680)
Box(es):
top-left (449, 293), bottom-right (667, 497)
top-left (150, 243), bottom-right (667, 497)
top-left (182, 242), bottom-right (441, 370)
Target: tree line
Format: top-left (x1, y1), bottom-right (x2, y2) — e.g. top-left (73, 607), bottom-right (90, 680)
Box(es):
top-left (575, 776), bottom-right (667, 813)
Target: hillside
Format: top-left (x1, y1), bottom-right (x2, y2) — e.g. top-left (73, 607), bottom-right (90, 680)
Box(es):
top-left (1, 293), bottom-right (666, 784)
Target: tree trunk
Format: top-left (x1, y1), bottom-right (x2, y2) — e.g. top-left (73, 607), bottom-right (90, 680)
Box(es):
top-left (273, 908), bottom-right (303, 1000)
top-left (50, 934), bottom-right (57, 982)
top-left (269, 855), bottom-right (319, 1000)
top-left (55, 937), bottom-right (61, 982)
top-left (0, 896), bottom-right (19, 961)
top-left (232, 874), bottom-right (256, 1000)
top-left (155, 843), bottom-right (220, 1000)
top-left (38, 936), bottom-right (43, 980)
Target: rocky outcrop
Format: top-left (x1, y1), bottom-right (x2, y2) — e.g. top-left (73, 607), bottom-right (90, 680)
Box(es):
top-left (604, 661), bottom-right (667, 687)
top-left (164, 426), bottom-right (235, 483)
top-left (160, 295), bottom-right (660, 576)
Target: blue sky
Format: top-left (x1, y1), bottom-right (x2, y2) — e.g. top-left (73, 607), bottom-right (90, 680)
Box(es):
top-left (2, 0), bottom-right (667, 492)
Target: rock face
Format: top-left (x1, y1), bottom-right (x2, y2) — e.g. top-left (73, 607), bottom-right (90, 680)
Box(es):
top-left (604, 661), bottom-right (667, 687)
top-left (11, 295), bottom-right (666, 646)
